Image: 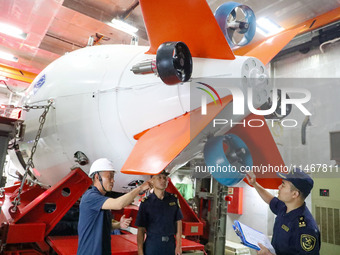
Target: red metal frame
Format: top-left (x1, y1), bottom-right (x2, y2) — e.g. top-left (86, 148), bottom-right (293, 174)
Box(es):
top-left (47, 234), bottom-right (205, 255)
top-left (0, 168), bottom-right (204, 254)
top-left (166, 179), bottom-right (204, 236)
top-left (46, 179), bottom-right (205, 255)
top-left (0, 168), bottom-right (92, 254)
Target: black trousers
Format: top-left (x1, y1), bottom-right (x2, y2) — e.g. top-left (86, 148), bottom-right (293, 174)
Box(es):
top-left (144, 235), bottom-right (175, 255)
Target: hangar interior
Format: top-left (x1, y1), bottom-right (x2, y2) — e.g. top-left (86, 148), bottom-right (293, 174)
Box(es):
top-left (0, 0), bottom-right (340, 255)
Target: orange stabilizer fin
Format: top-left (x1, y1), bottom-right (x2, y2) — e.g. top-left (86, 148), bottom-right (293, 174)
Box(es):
top-left (121, 96), bottom-right (233, 175)
top-left (229, 114), bottom-right (285, 189)
top-left (235, 7), bottom-right (340, 58)
top-left (245, 26), bottom-right (304, 65)
top-left (139, 0), bottom-right (235, 60)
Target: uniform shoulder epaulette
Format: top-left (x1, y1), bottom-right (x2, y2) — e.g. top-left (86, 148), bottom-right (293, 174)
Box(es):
top-left (299, 216), bottom-right (306, 228)
top-left (141, 196), bottom-right (148, 203)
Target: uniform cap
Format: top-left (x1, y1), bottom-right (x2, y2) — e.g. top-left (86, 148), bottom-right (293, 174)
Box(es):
top-left (277, 168), bottom-right (314, 197)
top-left (151, 170), bottom-right (169, 178)
top-left (88, 158), bottom-right (116, 177)
top-left (158, 170), bottom-right (169, 176)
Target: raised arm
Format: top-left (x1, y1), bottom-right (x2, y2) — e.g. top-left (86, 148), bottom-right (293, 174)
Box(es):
top-left (246, 172), bottom-right (274, 204)
top-left (102, 181), bottom-right (150, 210)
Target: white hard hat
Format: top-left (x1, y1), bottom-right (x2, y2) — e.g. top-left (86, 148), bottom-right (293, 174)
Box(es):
top-left (89, 158), bottom-right (116, 177)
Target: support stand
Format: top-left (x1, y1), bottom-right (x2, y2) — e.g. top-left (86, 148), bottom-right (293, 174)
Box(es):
top-left (0, 168), bottom-right (92, 254)
top-left (208, 178), bottom-right (228, 255)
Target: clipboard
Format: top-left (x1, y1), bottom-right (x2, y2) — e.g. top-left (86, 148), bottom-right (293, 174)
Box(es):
top-left (232, 220), bottom-right (275, 253)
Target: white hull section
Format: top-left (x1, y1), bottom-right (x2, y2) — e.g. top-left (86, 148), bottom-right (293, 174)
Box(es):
top-left (15, 44), bottom-right (268, 192)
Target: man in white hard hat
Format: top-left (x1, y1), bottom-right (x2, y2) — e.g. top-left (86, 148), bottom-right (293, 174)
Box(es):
top-left (77, 158), bottom-right (151, 255)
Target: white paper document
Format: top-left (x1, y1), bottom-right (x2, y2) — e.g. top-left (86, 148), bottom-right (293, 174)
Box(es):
top-left (234, 221), bottom-right (276, 254)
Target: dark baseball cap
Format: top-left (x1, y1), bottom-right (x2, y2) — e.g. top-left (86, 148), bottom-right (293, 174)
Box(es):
top-left (277, 168), bottom-right (314, 197)
top-left (158, 170), bottom-right (169, 176)
top-left (151, 170), bottom-right (169, 178)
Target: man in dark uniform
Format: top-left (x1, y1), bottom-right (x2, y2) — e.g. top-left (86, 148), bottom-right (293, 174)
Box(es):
top-left (136, 170), bottom-right (183, 255)
top-left (246, 168), bottom-right (320, 255)
top-left (77, 158), bottom-right (150, 255)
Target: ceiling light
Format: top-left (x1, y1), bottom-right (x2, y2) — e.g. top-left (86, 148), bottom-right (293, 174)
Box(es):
top-left (0, 51), bottom-right (18, 62)
top-left (109, 19), bottom-right (138, 36)
top-left (0, 22), bottom-right (27, 39)
top-left (256, 18), bottom-right (284, 37)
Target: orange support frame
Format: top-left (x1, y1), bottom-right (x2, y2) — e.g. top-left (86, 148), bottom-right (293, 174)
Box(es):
top-left (0, 64), bottom-right (37, 84)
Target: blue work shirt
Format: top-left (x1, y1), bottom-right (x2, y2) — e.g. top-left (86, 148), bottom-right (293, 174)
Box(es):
top-left (270, 197), bottom-right (320, 255)
top-left (77, 186), bottom-right (112, 255)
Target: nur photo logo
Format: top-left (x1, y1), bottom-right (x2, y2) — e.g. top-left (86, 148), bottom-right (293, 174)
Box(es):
top-left (197, 81), bottom-right (311, 117)
top-left (196, 82), bottom-right (223, 115)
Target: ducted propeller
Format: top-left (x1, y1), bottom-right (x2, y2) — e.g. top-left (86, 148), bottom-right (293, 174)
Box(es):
top-left (215, 2), bottom-right (256, 48)
top-left (203, 134), bottom-right (253, 186)
top-left (131, 41), bottom-right (192, 85)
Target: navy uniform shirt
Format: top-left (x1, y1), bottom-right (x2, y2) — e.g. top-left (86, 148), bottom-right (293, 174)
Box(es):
top-left (135, 191), bottom-right (183, 236)
top-left (77, 186), bottom-right (112, 255)
top-left (270, 197), bottom-right (320, 255)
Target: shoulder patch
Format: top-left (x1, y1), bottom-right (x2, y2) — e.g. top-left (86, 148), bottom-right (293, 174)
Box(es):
top-left (281, 224), bottom-right (289, 232)
top-left (300, 234), bottom-right (316, 252)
